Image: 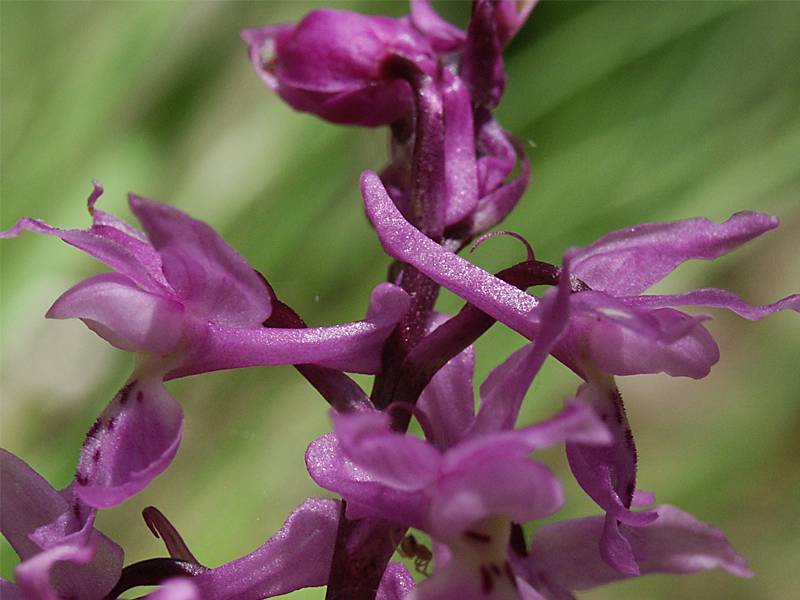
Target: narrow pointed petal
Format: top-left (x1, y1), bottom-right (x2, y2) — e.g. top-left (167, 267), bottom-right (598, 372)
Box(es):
top-left (417, 314), bottom-right (476, 450)
top-left (527, 505), bottom-right (752, 591)
top-left (469, 261), bottom-right (572, 436)
top-left (1, 450), bottom-right (64, 560)
top-left (1, 208), bottom-right (169, 296)
top-left (175, 282), bottom-right (410, 377)
top-left (75, 376), bottom-right (183, 508)
top-left (129, 194), bottom-right (271, 328)
top-left (46, 273), bottom-right (184, 354)
top-left (620, 289), bottom-right (800, 320)
top-left (361, 171), bottom-right (540, 337)
top-left (331, 410), bottom-right (440, 491)
top-left (377, 563), bottom-right (416, 600)
top-left (191, 499), bottom-right (340, 599)
top-left (570, 211), bottom-right (779, 296)
top-left (442, 70), bottom-right (479, 226)
top-left (305, 434), bottom-right (427, 527)
top-left (461, 0), bottom-right (506, 109)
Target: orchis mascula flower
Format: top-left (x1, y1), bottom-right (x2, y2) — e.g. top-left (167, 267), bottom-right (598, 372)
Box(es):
top-left (0, 449), bottom-right (123, 599)
top-left (0, 183), bottom-right (409, 509)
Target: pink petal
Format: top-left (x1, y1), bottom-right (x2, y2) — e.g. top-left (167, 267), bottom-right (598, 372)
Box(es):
top-left (46, 273), bottom-right (184, 354)
top-left (565, 379), bottom-right (657, 528)
top-left (556, 296), bottom-right (720, 379)
top-left (75, 375), bottom-right (183, 508)
top-left (527, 505), bottom-right (752, 591)
top-left (15, 544), bottom-right (94, 600)
top-left (1, 450), bottom-right (123, 598)
top-left (331, 410), bottom-right (440, 491)
top-left (570, 211), bottom-right (779, 296)
top-left (441, 69), bottom-right (479, 226)
top-left (1, 183), bottom-right (170, 295)
top-left (468, 263), bottom-right (573, 436)
top-left (429, 456), bottom-right (563, 541)
top-left (417, 314), bottom-right (476, 450)
top-left (175, 282), bottom-right (409, 377)
top-left (469, 132), bottom-right (531, 235)
top-left (619, 288), bottom-right (800, 320)
top-left (361, 171), bottom-right (540, 338)
top-left (305, 434), bottom-right (427, 528)
top-left (191, 499), bottom-right (340, 599)
top-left (129, 194), bottom-right (271, 328)
top-left (1, 450), bottom-right (65, 560)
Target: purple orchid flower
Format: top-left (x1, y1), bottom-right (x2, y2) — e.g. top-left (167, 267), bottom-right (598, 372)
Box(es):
top-left (360, 168), bottom-right (798, 580)
top-left (305, 266), bottom-right (612, 598)
top-left (0, 449), bottom-right (124, 599)
top-left (0, 183), bottom-right (409, 509)
top-left (361, 169), bottom-right (799, 377)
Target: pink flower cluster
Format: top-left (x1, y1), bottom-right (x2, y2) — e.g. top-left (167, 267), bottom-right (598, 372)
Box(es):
top-left (1, 1), bottom-right (797, 599)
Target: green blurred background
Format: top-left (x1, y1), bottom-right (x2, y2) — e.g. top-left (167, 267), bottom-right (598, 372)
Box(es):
top-left (1, 1), bottom-right (798, 598)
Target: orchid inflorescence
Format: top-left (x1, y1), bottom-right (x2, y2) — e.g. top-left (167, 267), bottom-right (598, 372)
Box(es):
top-left (1, 2), bottom-right (798, 599)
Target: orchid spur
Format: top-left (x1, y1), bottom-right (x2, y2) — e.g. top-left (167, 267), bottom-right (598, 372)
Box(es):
top-left (0, 182), bottom-right (409, 509)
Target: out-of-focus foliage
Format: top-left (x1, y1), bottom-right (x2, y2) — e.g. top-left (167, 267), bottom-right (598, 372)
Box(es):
top-left (1, 1), bottom-right (798, 598)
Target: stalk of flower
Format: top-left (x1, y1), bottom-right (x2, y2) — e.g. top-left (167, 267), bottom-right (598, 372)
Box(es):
top-left (0, 182), bottom-right (410, 511)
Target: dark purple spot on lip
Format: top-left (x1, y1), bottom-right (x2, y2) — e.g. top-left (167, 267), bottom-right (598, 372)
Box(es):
top-left (73, 502), bottom-right (81, 520)
top-left (118, 381), bottom-right (136, 405)
top-left (107, 417), bottom-right (117, 432)
top-left (92, 448), bottom-right (102, 463)
top-left (75, 472), bottom-right (89, 486)
top-left (480, 565), bottom-right (494, 594)
top-left (623, 428), bottom-right (634, 450)
top-left (136, 391), bottom-right (144, 403)
top-left (86, 418), bottom-right (102, 439)
top-left (464, 530), bottom-right (492, 543)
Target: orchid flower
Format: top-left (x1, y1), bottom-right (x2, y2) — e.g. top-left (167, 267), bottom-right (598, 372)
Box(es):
top-left (0, 183), bottom-right (409, 508)
top-left (305, 266), bottom-right (610, 598)
top-left (0, 449), bottom-right (123, 599)
top-left (360, 167), bottom-right (799, 578)
top-left (361, 169), bottom-right (799, 377)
